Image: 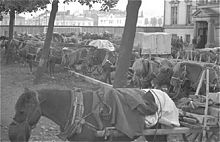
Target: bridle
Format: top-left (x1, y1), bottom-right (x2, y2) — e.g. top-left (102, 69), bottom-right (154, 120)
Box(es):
top-left (12, 92), bottom-right (43, 130)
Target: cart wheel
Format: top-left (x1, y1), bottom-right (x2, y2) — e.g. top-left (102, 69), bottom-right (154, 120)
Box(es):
top-left (207, 131), bottom-right (220, 142)
top-left (96, 65), bottom-right (103, 75)
top-left (183, 130), bottom-right (202, 142)
top-left (184, 130), bottom-right (219, 142)
top-left (87, 65), bottom-right (97, 74)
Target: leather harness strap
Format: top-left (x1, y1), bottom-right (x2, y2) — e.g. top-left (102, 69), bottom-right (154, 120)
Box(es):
top-left (58, 88), bottom-right (84, 140)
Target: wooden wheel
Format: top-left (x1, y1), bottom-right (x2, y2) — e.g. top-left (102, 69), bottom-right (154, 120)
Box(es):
top-left (206, 130), bottom-right (220, 142)
top-left (96, 65), bottom-right (103, 75)
top-left (183, 129), bottom-right (219, 142)
top-left (87, 65), bottom-right (97, 74)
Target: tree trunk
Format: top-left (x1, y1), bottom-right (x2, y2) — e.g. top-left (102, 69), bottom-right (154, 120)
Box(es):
top-left (6, 8), bottom-right (15, 64)
top-left (113, 0), bottom-right (141, 88)
top-left (33, 0), bottom-right (58, 84)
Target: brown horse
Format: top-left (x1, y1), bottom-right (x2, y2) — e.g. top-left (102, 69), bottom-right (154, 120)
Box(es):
top-left (131, 58), bottom-right (162, 89)
top-left (36, 47), bottom-right (63, 77)
top-left (151, 58), bottom-right (177, 91)
top-left (86, 48), bottom-right (118, 83)
top-left (170, 61), bottom-right (220, 99)
top-left (8, 87), bottom-right (166, 142)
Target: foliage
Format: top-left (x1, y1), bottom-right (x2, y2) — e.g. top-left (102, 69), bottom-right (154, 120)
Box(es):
top-left (144, 18), bottom-right (148, 25)
top-left (150, 17), bottom-right (157, 26)
top-left (63, 0), bottom-right (119, 11)
top-left (158, 17), bottom-right (163, 26)
top-left (0, 0), bottom-right (50, 14)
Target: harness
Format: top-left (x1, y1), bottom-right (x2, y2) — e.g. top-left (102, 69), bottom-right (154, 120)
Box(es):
top-left (58, 88), bottom-right (84, 140)
top-left (58, 88), bottom-right (112, 140)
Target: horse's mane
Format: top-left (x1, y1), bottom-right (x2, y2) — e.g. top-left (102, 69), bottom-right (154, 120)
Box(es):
top-left (15, 91), bottom-right (36, 110)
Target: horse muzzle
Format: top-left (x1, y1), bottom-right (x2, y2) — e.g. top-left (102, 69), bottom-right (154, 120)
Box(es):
top-left (8, 121), bottom-right (31, 142)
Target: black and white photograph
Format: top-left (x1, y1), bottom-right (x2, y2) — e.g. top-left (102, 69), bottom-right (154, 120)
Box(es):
top-left (0, 0), bottom-right (219, 141)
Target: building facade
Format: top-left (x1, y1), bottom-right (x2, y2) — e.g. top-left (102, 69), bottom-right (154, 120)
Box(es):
top-left (84, 9), bottom-right (147, 27)
top-left (164, 0), bottom-right (220, 48)
top-left (27, 10), bottom-right (94, 26)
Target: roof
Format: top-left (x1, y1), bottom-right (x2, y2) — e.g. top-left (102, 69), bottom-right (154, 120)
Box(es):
top-left (97, 13), bottom-right (126, 18)
top-left (55, 16), bottom-right (93, 21)
top-left (192, 8), bottom-right (219, 17)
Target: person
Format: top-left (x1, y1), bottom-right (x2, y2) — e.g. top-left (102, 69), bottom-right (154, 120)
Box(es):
top-left (180, 36), bottom-right (183, 44)
top-left (179, 36), bottom-right (184, 50)
top-left (196, 35), bottom-right (202, 49)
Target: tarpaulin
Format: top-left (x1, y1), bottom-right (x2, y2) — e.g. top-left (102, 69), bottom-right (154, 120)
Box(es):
top-left (133, 32), bottom-right (172, 55)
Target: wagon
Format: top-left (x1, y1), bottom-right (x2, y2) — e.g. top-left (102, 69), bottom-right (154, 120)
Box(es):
top-left (133, 32), bottom-right (172, 58)
top-left (69, 66), bottom-right (219, 142)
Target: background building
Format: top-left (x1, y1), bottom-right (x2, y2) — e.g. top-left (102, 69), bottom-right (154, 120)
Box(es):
top-left (26, 10), bottom-right (94, 26)
top-left (164, 0), bottom-right (220, 48)
top-left (0, 14), bottom-right (25, 25)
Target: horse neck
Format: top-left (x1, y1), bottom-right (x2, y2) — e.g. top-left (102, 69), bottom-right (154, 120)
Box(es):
top-left (185, 64), bottom-right (203, 87)
top-left (39, 90), bottom-right (71, 130)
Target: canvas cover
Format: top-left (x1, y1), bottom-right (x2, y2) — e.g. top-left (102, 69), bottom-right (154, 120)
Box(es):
top-left (95, 87), bottom-right (158, 138)
top-left (89, 40), bottom-right (115, 51)
top-left (133, 32), bottom-right (172, 55)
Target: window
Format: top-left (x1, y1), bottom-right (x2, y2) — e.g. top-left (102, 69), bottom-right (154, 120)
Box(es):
top-left (186, 5), bottom-right (192, 24)
top-left (171, 6), bottom-right (178, 25)
top-left (185, 34), bottom-right (191, 43)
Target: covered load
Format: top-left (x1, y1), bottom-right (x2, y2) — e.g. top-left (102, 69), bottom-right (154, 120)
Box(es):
top-left (133, 32), bottom-right (172, 55)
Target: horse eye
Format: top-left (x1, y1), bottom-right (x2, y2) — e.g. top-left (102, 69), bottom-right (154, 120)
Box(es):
top-left (19, 110), bottom-right (25, 114)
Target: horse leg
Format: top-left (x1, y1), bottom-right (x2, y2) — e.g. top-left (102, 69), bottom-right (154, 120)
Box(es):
top-left (138, 78), bottom-right (142, 89)
top-left (50, 63), bottom-right (55, 78)
top-left (103, 72), bottom-right (107, 83)
top-left (28, 61), bottom-right (32, 73)
top-left (49, 63), bottom-right (52, 77)
top-left (52, 63), bottom-right (55, 78)
top-left (107, 72), bottom-right (111, 84)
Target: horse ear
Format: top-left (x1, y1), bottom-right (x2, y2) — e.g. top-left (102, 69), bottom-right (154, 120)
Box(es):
top-left (24, 88), bottom-right (30, 93)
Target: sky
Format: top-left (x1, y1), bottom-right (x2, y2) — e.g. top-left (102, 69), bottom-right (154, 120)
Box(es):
top-left (20, 0), bottom-right (164, 19)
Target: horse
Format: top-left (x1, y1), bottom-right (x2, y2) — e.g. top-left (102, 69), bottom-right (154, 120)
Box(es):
top-left (8, 87), bottom-right (169, 142)
top-left (151, 58), bottom-right (177, 91)
top-left (86, 48), bottom-right (118, 84)
top-left (36, 47), bottom-right (63, 77)
top-left (0, 36), bottom-right (9, 50)
top-left (5, 38), bottom-right (22, 64)
top-left (16, 41), bottom-right (37, 73)
top-left (130, 58), bottom-right (162, 89)
top-left (170, 61), bottom-right (220, 99)
top-left (61, 47), bottom-right (88, 70)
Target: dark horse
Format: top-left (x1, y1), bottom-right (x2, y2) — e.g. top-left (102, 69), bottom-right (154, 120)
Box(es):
top-left (170, 61), bottom-right (219, 100)
top-left (36, 47), bottom-right (62, 77)
top-left (86, 48), bottom-right (118, 84)
top-left (17, 41), bottom-right (37, 73)
top-left (8, 87), bottom-right (166, 142)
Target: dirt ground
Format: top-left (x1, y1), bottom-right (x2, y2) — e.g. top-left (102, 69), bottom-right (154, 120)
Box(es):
top-left (0, 60), bottom-right (98, 141)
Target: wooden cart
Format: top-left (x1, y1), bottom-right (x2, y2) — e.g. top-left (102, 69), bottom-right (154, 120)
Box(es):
top-left (69, 67), bottom-right (219, 142)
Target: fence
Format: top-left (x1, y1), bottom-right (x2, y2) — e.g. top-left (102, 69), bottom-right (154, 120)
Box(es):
top-left (0, 25), bottom-right (163, 36)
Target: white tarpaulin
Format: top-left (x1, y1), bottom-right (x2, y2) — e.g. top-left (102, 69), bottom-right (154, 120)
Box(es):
top-left (142, 89), bottom-right (180, 127)
top-left (133, 32), bottom-right (172, 54)
top-left (89, 39), bottom-right (115, 51)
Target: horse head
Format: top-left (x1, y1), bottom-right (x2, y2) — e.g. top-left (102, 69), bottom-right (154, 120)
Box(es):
top-left (151, 67), bottom-right (174, 89)
top-left (170, 62), bottom-right (188, 94)
top-left (9, 88), bottom-right (42, 142)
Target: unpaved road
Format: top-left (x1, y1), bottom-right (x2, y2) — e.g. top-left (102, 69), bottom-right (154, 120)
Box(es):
top-left (0, 62), bottom-right (98, 141)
